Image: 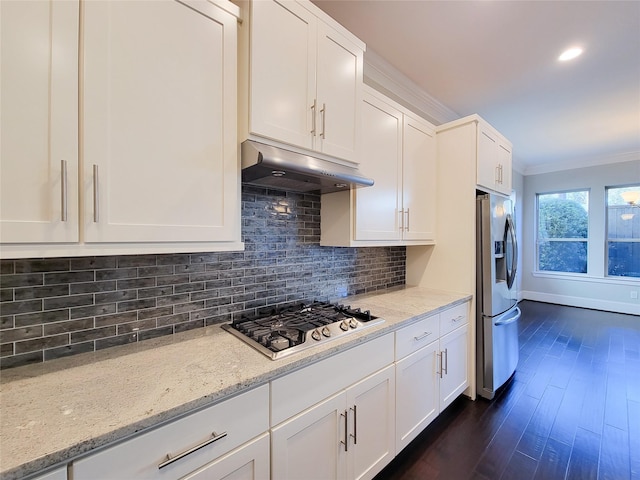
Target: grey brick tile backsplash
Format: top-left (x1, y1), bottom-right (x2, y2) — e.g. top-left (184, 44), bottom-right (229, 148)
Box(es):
top-left (0, 186), bottom-right (406, 369)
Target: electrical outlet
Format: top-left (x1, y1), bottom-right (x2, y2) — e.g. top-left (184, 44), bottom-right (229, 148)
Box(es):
top-left (631, 291), bottom-right (639, 300)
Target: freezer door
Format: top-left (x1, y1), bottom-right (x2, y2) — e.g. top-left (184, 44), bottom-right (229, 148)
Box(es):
top-left (479, 306), bottom-right (521, 400)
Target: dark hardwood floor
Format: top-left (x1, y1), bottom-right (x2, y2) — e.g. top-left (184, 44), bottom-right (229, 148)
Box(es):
top-left (374, 300), bottom-right (640, 480)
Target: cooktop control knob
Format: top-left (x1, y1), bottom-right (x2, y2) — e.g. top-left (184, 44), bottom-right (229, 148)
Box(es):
top-left (311, 329), bottom-right (322, 341)
top-left (321, 326), bottom-right (331, 337)
top-left (349, 318), bottom-right (358, 329)
top-left (340, 320), bottom-right (349, 331)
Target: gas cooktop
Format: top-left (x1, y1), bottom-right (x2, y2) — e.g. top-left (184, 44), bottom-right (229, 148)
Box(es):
top-left (222, 301), bottom-right (384, 360)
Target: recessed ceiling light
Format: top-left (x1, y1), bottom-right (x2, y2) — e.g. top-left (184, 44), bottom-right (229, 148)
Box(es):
top-left (558, 47), bottom-right (583, 62)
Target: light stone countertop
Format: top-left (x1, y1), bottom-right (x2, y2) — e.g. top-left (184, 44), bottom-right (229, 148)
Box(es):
top-left (0, 286), bottom-right (471, 480)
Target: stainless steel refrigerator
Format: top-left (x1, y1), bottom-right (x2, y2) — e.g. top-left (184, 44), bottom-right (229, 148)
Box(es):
top-left (476, 192), bottom-right (520, 400)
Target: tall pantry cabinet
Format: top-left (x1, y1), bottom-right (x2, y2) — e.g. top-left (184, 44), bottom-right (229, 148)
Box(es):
top-left (406, 114), bottom-right (513, 400)
top-left (0, 0), bottom-right (243, 258)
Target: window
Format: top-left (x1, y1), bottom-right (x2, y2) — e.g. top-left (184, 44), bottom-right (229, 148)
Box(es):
top-left (536, 190), bottom-right (589, 273)
top-left (607, 185), bottom-right (640, 278)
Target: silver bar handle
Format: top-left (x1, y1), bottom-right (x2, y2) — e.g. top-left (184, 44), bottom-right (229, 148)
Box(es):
top-left (495, 165), bottom-right (500, 184)
top-left (350, 405), bottom-right (357, 445)
top-left (340, 410), bottom-right (348, 451)
top-left (158, 431), bottom-right (227, 469)
top-left (443, 348), bottom-right (448, 375)
top-left (437, 352), bottom-right (443, 378)
top-left (399, 209), bottom-right (404, 231)
top-left (451, 315), bottom-right (465, 324)
top-left (405, 208), bottom-right (410, 231)
top-left (320, 103), bottom-right (326, 139)
top-left (61, 160), bottom-right (68, 222)
top-left (414, 331), bottom-right (433, 341)
top-left (92, 164), bottom-right (99, 223)
top-left (310, 100), bottom-right (317, 136)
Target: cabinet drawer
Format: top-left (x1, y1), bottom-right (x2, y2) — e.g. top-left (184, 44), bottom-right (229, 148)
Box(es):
top-left (73, 384), bottom-right (269, 480)
top-left (271, 333), bottom-right (394, 426)
top-left (395, 314), bottom-right (439, 360)
top-left (440, 303), bottom-right (468, 337)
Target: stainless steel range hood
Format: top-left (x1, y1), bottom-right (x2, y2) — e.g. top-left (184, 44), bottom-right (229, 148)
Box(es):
top-left (241, 140), bottom-right (374, 194)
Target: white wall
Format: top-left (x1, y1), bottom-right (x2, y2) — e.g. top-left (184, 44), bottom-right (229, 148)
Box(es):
top-left (522, 159), bottom-right (640, 315)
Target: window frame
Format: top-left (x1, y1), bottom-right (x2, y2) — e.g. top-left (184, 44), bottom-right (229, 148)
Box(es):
top-left (535, 189), bottom-right (590, 275)
top-left (605, 184), bottom-right (640, 279)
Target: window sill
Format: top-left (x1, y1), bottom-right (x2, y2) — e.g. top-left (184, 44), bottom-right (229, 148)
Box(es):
top-left (532, 271), bottom-right (639, 285)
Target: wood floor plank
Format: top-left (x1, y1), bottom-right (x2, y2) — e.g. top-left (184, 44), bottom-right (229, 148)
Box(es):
top-left (599, 424), bottom-right (630, 480)
top-left (533, 437), bottom-right (572, 480)
top-left (500, 451), bottom-right (538, 480)
top-left (604, 367), bottom-right (628, 431)
top-left (628, 400), bottom-right (640, 480)
top-left (516, 385), bottom-right (564, 460)
top-left (566, 427), bottom-right (601, 480)
top-left (473, 393), bottom-right (539, 479)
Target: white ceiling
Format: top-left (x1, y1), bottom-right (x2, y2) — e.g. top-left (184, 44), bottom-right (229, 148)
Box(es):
top-left (311, 0), bottom-right (640, 175)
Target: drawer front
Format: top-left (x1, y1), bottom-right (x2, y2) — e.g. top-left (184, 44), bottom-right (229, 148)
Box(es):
top-left (271, 333), bottom-right (394, 426)
top-left (73, 384), bottom-right (269, 480)
top-left (439, 302), bottom-right (468, 337)
top-left (395, 314), bottom-right (439, 360)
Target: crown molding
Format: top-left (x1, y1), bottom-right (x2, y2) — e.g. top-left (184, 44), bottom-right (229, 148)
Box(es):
top-left (524, 151), bottom-right (640, 176)
top-left (363, 49), bottom-right (458, 126)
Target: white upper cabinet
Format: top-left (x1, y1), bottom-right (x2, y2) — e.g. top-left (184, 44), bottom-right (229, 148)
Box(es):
top-left (82, 0), bottom-right (240, 244)
top-left (0, 0), bottom-right (79, 244)
top-left (476, 120), bottom-right (512, 195)
top-left (241, 0), bottom-right (364, 163)
top-left (353, 91), bottom-right (403, 241)
top-left (321, 87), bottom-right (437, 246)
top-left (401, 113), bottom-right (437, 242)
top-left (0, 0), bottom-right (242, 258)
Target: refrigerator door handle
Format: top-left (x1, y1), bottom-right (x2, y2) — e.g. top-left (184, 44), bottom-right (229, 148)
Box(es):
top-left (494, 306), bottom-right (521, 326)
top-left (505, 213), bottom-right (518, 290)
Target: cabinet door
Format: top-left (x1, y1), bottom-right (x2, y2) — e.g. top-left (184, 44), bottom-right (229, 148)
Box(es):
top-left (182, 433), bottom-right (269, 480)
top-left (346, 365), bottom-right (395, 480)
top-left (439, 324), bottom-right (469, 410)
top-left (497, 140), bottom-right (512, 194)
top-left (354, 93), bottom-right (402, 241)
top-left (0, 0), bottom-right (79, 243)
top-left (477, 125), bottom-right (498, 193)
top-left (271, 392), bottom-right (347, 480)
top-left (395, 341), bottom-right (439, 453)
top-left (402, 115), bottom-right (437, 241)
top-left (315, 21), bottom-right (363, 162)
top-left (249, 0), bottom-right (316, 151)
top-left (82, 0), bottom-right (239, 243)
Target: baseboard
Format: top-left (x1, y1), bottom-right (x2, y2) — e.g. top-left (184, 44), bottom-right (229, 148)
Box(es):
top-left (521, 290), bottom-right (640, 315)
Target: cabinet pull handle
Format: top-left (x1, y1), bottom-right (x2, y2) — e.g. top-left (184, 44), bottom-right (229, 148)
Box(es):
top-left (399, 209), bottom-right (404, 231)
top-left (350, 405), bottom-right (357, 445)
top-left (414, 331), bottom-right (432, 341)
top-left (320, 103), bottom-right (326, 139)
top-left (340, 410), bottom-right (348, 451)
top-left (158, 431), bottom-right (228, 469)
top-left (451, 315), bottom-right (465, 323)
top-left (443, 348), bottom-right (448, 375)
top-left (310, 100), bottom-right (317, 136)
top-left (61, 160), bottom-right (68, 222)
top-left (495, 165), bottom-right (500, 184)
top-left (405, 208), bottom-right (410, 231)
top-left (92, 164), bottom-right (99, 223)
top-left (437, 352), bottom-right (443, 378)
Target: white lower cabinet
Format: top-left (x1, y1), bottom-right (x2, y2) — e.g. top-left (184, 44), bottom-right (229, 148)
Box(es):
top-left (30, 466), bottom-right (67, 480)
top-left (182, 433), bottom-right (269, 480)
top-left (271, 365), bottom-right (395, 480)
top-left (72, 385), bottom-right (269, 480)
top-left (394, 302), bottom-right (469, 452)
